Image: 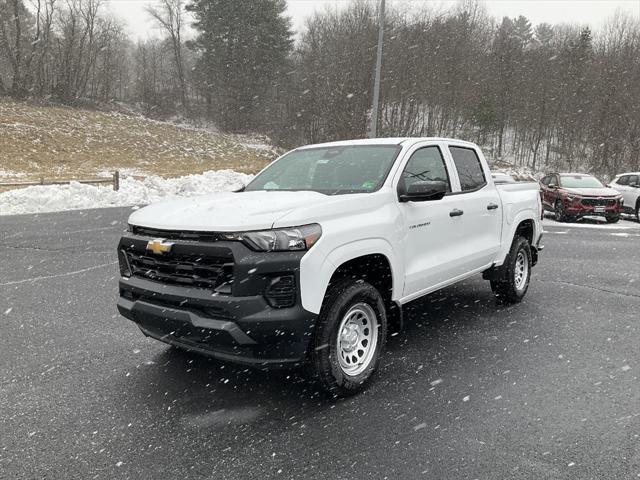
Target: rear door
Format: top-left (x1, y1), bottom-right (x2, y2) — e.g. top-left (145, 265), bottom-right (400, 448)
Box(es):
top-left (445, 144), bottom-right (502, 271)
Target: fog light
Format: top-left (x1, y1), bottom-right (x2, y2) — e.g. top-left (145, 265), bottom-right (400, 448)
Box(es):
top-left (264, 275), bottom-right (296, 308)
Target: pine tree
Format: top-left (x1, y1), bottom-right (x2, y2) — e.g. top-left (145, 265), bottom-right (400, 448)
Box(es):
top-left (186, 0), bottom-right (293, 132)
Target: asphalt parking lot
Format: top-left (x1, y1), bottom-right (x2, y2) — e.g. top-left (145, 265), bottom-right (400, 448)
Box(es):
top-left (1, 208), bottom-right (639, 479)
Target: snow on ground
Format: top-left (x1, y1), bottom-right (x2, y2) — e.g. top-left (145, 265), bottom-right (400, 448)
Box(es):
top-left (0, 170), bottom-right (253, 216)
top-left (0, 170), bottom-right (26, 178)
top-left (543, 216), bottom-right (640, 230)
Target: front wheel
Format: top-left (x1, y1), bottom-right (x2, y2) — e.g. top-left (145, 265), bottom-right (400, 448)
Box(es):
top-left (554, 200), bottom-right (567, 222)
top-left (605, 214), bottom-right (620, 224)
top-left (310, 279), bottom-right (387, 397)
top-left (491, 236), bottom-right (532, 304)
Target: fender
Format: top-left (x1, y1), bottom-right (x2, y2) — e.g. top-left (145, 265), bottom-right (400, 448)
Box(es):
top-left (495, 208), bottom-right (540, 265)
top-left (299, 238), bottom-right (402, 314)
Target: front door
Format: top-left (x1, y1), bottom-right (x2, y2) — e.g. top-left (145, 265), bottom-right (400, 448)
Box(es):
top-left (623, 175), bottom-right (639, 209)
top-left (397, 145), bottom-right (461, 297)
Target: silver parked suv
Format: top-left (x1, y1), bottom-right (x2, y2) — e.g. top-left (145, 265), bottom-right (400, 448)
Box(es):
top-left (609, 172), bottom-right (640, 221)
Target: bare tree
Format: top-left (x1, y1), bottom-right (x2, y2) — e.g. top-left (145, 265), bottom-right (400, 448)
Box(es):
top-left (146, 0), bottom-right (189, 113)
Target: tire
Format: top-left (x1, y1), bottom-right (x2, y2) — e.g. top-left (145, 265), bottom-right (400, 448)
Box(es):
top-left (636, 201), bottom-right (640, 223)
top-left (491, 236), bottom-right (532, 304)
top-left (554, 200), bottom-right (567, 222)
top-left (605, 214), bottom-right (620, 224)
top-left (310, 279), bottom-right (387, 397)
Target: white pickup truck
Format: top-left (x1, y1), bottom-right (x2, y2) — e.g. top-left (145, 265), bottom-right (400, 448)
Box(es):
top-left (117, 138), bottom-right (543, 396)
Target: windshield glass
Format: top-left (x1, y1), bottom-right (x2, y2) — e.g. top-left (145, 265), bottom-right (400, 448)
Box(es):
top-left (245, 145), bottom-right (401, 195)
top-left (560, 175), bottom-right (604, 188)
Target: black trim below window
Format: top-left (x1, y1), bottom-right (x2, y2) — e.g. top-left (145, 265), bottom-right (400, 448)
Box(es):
top-left (444, 183), bottom-right (488, 196)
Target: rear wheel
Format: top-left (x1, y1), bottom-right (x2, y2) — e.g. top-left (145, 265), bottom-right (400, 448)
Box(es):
top-left (490, 236), bottom-right (532, 304)
top-left (310, 279), bottom-right (387, 397)
top-left (636, 200), bottom-right (640, 222)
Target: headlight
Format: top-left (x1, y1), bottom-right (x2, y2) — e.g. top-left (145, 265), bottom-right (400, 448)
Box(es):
top-left (565, 195), bottom-right (577, 202)
top-left (224, 224), bottom-right (322, 252)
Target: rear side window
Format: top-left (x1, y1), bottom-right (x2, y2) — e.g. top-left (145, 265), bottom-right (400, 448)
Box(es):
top-left (449, 146), bottom-right (486, 191)
top-left (629, 175), bottom-right (639, 186)
top-left (616, 175), bottom-right (629, 185)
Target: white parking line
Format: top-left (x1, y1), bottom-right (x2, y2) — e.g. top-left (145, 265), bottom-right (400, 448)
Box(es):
top-left (0, 261), bottom-right (118, 287)
top-left (542, 220), bottom-right (640, 231)
top-left (610, 232), bottom-right (640, 238)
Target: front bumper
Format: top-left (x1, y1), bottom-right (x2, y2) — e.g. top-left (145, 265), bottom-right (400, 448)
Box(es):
top-left (563, 199), bottom-right (622, 217)
top-left (117, 236), bottom-right (318, 369)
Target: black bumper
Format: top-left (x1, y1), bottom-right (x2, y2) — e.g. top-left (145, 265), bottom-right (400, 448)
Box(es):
top-left (117, 235), bottom-right (318, 369)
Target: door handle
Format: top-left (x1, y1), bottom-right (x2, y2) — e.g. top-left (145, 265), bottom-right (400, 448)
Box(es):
top-left (449, 209), bottom-right (464, 217)
top-left (487, 203), bottom-right (499, 210)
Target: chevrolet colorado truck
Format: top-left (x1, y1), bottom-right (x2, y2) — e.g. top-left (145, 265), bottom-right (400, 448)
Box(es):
top-left (117, 138), bottom-right (543, 396)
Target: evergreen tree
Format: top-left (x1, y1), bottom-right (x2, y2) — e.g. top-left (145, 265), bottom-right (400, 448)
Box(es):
top-left (186, 0), bottom-right (293, 132)
top-left (512, 15), bottom-right (533, 48)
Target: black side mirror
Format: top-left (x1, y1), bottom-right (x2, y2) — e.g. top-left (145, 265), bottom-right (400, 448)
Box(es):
top-left (399, 180), bottom-right (447, 202)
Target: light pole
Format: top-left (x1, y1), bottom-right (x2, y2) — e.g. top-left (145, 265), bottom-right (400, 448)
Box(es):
top-left (368, 0), bottom-right (385, 139)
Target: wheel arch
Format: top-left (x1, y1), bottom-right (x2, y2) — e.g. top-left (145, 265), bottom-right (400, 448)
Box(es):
top-left (300, 239), bottom-right (403, 327)
top-left (326, 252), bottom-right (403, 333)
top-left (496, 212), bottom-right (539, 266)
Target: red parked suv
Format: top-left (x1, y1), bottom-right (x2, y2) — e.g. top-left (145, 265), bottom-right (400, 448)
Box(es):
top-left (540, 173), bottom-right (623, 223)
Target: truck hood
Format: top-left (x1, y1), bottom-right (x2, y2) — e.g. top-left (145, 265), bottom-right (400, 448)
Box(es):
top-left (128, 190), bottom-right (329, 232)
top-left (561, 187), bottom-right (620, 197)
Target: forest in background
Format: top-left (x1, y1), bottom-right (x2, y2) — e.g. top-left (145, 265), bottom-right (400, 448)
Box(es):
top-left (1, 0), bottom-right (640, 178)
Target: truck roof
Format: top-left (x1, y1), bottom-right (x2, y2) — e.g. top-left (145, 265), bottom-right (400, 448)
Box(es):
top-left (296, 137), bottom-right (477, 150)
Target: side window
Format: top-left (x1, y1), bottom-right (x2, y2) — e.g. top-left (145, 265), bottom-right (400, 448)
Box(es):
top-left (449, 146), bottom-right (486, 192)
top-left (540, 175), bottom-right (550, 186)
top-left (617, 175), bottom-right (629, 186)
top-left (400, 146), bottom-right (451, 193)
top-left (548, 175), bottom-right (558, 187)
top-left (629, 175), bottom-right (639, 186)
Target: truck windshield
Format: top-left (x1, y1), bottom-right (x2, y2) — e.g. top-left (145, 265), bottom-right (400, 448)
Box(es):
top-left (560, 175), bottom-right (604, 188)
top-left (244, 145), bottom-right (401, 195)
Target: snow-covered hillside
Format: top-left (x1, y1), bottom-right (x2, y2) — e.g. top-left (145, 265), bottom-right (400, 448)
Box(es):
top-left (0, 99), bottom-right (280, 182)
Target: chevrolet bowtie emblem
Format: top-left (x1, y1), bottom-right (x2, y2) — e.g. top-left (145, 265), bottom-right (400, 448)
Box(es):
top-left (146, 238), bottom-right (174, 255)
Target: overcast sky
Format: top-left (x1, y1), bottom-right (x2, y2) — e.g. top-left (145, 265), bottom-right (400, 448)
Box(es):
top-left (104, 0), bottom-right (640, 41)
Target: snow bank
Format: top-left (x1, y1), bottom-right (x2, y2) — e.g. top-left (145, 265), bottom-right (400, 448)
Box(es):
top-left (0, 170), bottom-right (26, 178)
top-left (0, 170), bottom-right (254, 216)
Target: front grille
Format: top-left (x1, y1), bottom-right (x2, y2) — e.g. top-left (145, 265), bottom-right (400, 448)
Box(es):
top-left (123, 249), bottom-right (233, 291)
top-left (581, 197), bottom-right (617, 207)
top-left (131, 226), bottom-right (223, 243)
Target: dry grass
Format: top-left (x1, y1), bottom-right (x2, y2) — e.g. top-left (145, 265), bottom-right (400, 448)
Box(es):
top-left (0, 98), bottom-right (280, 182)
